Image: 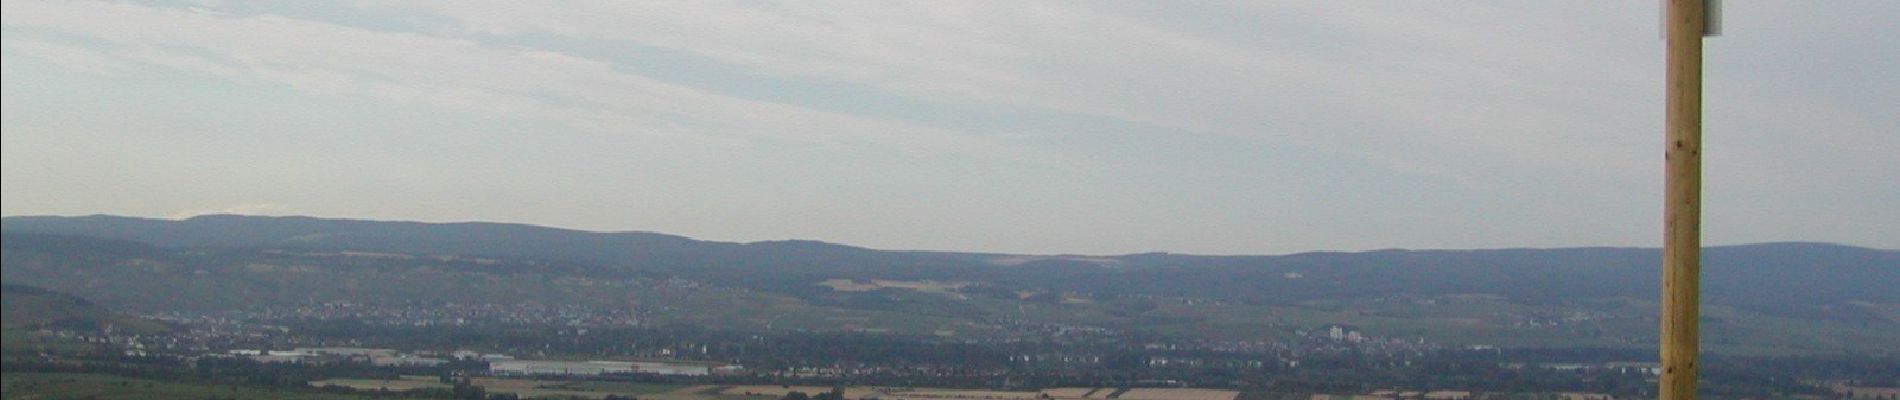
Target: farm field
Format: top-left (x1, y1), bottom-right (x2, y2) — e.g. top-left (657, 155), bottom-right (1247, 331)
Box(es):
top-left (642, 385), bottom-right (743, 400)
top-left (1117, 388), bottom-right (1239, 400)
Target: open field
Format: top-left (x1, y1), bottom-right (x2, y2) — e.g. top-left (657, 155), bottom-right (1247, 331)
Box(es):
top-left (1117, 388), bottom-right (1239, 400)
top-left (3, 373), bottom-right (371, 400)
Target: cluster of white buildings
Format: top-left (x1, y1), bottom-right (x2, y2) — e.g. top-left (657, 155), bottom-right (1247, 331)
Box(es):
top-left (224, 347), bottom-right (501, 367)
top-left (1325, 324), bottom-right (1365, 343)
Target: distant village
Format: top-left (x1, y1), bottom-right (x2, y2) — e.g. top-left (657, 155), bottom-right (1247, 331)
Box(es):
top-left (218, 346), bottom-right (735, 377)
top-left (29, 315), bottom-right (1683, 400)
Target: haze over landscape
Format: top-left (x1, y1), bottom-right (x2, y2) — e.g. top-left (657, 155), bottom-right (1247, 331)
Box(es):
top-left (4, 2), bottom-right (1900, 399)
top-left (5, 1), bottom-right (1897, 255)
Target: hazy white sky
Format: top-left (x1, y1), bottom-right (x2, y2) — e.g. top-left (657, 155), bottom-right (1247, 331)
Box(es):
top-left (3, 1), bottom-right (1895, 255)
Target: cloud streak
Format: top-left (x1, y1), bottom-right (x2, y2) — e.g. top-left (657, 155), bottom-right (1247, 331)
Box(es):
top-left (358, 1), bottom-right (1683, 191)
top-left (2, 0), bottom-right (999, 157)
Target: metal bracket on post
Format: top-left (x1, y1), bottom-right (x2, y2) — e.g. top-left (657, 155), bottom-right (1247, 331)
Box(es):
top-left (1661, 0), bottom-right (1722, 38)
top-left (1703, 0), bottom-right (1722, 36)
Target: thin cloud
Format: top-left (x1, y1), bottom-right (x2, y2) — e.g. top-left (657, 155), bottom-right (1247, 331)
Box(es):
top-left (169, 203), bottom-right (292, 219)
top-left (374, 2), bottom-right (1662, 184)
top-left (1, 0), bottom-right (1001, 158)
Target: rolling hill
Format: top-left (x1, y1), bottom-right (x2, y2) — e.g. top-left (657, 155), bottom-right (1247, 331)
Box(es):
top-left (3, 214), bottom-right (1896, 353)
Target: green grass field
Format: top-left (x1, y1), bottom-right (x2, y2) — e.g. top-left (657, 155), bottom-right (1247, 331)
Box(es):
top-left (1, 329), bottom-right (104, 357)
top-left (546, 380), bottom-right (687, 394)
top-left (1, 373), bottom-right (374, 400)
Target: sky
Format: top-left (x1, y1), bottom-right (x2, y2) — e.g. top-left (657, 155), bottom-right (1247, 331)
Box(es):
top-left (2, 1), bottom-right (1895, 255)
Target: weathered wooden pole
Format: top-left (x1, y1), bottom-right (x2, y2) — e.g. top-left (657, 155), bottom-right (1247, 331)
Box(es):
top-left (1661, 0), bottom-right (1708, 399)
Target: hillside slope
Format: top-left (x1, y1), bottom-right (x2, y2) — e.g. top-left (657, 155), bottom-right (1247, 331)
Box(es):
top-left (0, 284), bottom-right (164, 334)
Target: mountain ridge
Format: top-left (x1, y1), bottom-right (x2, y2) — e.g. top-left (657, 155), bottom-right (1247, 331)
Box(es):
top-left (2, 214), bottom-right (1884, 257)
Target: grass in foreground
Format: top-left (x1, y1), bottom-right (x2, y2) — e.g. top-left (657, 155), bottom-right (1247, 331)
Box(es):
top-left (0, 372), bottom-right (372, 400)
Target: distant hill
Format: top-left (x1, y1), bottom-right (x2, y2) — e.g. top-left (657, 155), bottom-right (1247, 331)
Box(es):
top-left (4, 214), bottom-right (1897, 353)
top-left (1082, 243), bottom-right (1900, 320)
top-left (1, 214), bottom-right (721, 262)
top-left (6, 215), bottom-right (1895, 309)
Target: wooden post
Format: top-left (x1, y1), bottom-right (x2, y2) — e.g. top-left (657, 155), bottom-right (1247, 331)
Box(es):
top-left (1661, 0), bottom-right (1706, 399)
